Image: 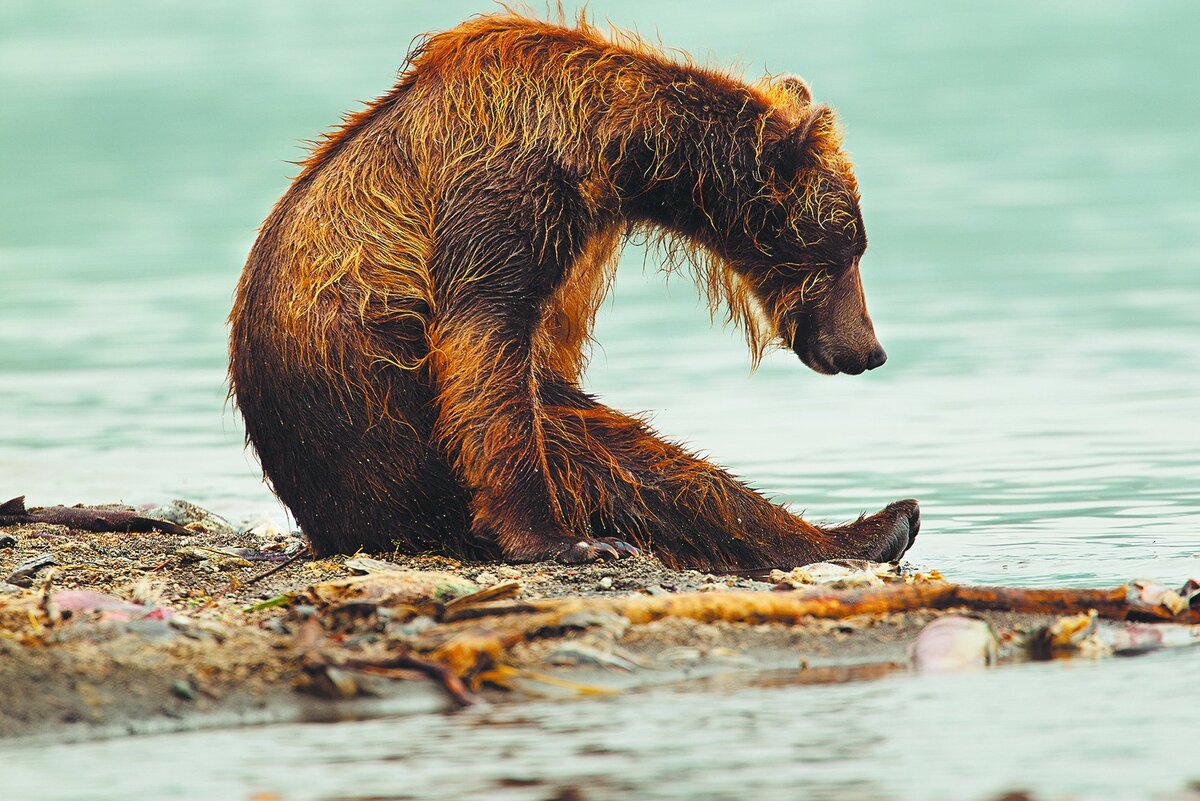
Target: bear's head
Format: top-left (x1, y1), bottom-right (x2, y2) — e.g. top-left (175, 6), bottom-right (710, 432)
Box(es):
top-left (737, 76), bottom-right (886, 376)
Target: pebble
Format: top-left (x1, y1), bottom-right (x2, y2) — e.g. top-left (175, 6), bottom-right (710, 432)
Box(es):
top-left (143, 500), bottom-right (235, 537)
top-left (0, 534), bottom-right (16, 548)
top-left (548, 642), bottom-right (638, 671)
top-left (171, 678), bottom-right (199, 701)
top-left (909, 616), bottom-right (999, 672)
top-left (558, 609), bottom-right (631, 637)
top-left (6, 553), bottom-right (57, 587)
top-left (308, 666), bottom-right (359, 700)
top-left (393, 615), bottom-right (439, 638)
top-left (598, 577), bottom-right (614, 590)
top-left (174, 547), bottom-right (253, 570)
top-left (474, 571), bottom-right (498, 586)
top-left (238, 516), bottom-right (290, 540)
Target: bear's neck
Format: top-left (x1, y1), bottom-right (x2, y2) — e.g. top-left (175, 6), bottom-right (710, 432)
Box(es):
top-left (611, 68), bottom-right (772, 257)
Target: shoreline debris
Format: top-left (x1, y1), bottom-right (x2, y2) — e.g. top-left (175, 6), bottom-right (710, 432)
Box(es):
top-left (909, 616), bottom-right (999, 671)
top-left (2, 497), bottom-right (1199, 739)
top-left (0, 496), bottom-right (192, 536)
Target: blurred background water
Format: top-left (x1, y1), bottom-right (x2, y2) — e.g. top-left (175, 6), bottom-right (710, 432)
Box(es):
top-left (1, 2), bottom-right (1198, 799)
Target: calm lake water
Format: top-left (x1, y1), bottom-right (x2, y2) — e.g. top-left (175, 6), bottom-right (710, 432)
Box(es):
top-left (1, 1), bottom-right (1197, 799)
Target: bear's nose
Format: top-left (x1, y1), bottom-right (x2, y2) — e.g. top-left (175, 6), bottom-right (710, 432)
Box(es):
top-left (865, 344), bottom-right (888, 371)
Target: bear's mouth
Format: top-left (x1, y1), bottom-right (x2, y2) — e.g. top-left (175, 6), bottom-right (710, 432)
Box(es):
top-left (794, 342), bottom-right (880, 376)
top-left (795, 346), bottom-right (839, 375)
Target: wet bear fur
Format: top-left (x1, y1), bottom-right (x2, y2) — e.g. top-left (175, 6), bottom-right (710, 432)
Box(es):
top-left (229, 12), bottom-right (919, 570)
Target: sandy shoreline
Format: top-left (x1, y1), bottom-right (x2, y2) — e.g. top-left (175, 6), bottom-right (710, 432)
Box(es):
top-left (1, 500), bottom-right (1195, 743)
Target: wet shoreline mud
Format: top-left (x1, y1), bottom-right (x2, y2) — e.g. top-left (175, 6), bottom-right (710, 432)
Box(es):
top-left (2, 498), bottom-right (1198, 744)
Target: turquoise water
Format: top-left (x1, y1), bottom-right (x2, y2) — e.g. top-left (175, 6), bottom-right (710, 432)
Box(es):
top-left (4, 649), bottom-right (1199, 801)
top-left (1, 0), bottom-right (1197, 587)
top-left (1, 1), bottom-right (1198, 798)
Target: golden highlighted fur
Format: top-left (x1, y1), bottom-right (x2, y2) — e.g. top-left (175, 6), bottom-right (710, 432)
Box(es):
top-left (229, 11), bottom-right (917, 569)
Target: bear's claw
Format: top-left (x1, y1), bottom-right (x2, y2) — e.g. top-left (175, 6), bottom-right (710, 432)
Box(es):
top-left (556, 537), bottom-right (641, 563)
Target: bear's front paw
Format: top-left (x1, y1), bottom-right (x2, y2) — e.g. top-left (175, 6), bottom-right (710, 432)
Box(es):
top-left (556, 537), bottom-right (642, 564)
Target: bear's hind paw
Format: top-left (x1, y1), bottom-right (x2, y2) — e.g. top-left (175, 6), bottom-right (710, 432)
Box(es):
top-left (827, 498), bottom-right (920, 564)
top-left (864, 498), bottom-right (920, 563)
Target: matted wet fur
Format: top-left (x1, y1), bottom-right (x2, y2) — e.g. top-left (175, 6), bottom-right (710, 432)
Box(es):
top-left (229, 11), bottom-right (919, 570)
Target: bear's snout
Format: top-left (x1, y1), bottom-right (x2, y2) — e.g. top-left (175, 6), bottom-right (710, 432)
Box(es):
top-left (833, 339), bottom-right (887, 375)
top-left (792, 260), bottom-right (886, 376)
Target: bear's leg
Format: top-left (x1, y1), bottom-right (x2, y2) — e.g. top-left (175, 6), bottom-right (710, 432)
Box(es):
top-left (428, 320), bottom-right (641, 563)
top-left (537, 379), bottom-right (919, 572)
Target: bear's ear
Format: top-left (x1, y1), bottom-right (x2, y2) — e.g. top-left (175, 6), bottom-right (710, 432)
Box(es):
top-left (765, 104), bottom-right (832, 176)
top-left (775, 74), bottom-right (813, 106)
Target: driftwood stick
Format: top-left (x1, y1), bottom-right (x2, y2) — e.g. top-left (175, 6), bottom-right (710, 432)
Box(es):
top-left (344, 655), bottom-right (481, 707)
top-left (447, 583), bottom-right (1197, 627)
top-left (601, 584), bottom-right (1181, 625)
top-left (244, 545), bottom-right (313, 586)
top-left (427, 583), bottom-right (1198, 678)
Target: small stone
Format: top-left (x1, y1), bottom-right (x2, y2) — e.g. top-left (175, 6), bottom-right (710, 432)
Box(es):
top-left (6, 553), bottom-right (57, 587)
top-left (279, 540), bottom-right (307, 556)
top-left (309, 666), bottom-right (359, 699)
top-left (474, 571), bottom-right (498, 586)
top-left (0, 534), bottom-right (16, 548)
top-left (558, 610), bottom-right (631, 637)
top-left (909, 616), bottom-right (999, 672)
top-left (238, 515), bottom-right (289, 540)
top-left (169, 616), bottom-right (228, 642)
top-left (548, 642), bottom-right (638, 671)
top-left (393, 615), bottom-right (438, 638)
top-left (171, 678), bottom-right (199, 701)
top-left (495, 566), bottom-right (522, 580)
top-left (174, 547), bottom-right (252, 570)
top-left (597, 577), bottom-right (614, 590)
top-left (143, 500), bottom-right (234, 536)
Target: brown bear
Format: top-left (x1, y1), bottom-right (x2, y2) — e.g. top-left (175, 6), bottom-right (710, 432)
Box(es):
top-left (229, 12), bottom-right (919, 571)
